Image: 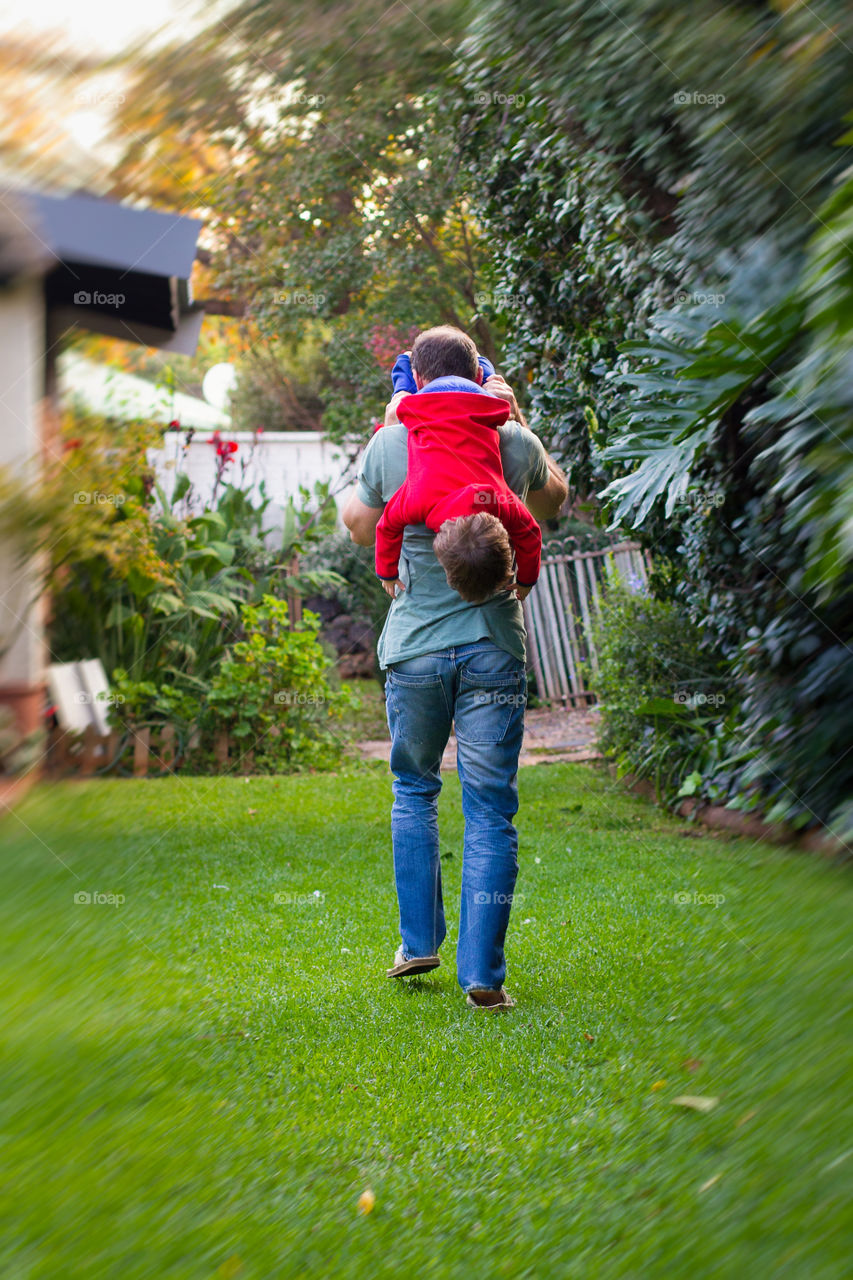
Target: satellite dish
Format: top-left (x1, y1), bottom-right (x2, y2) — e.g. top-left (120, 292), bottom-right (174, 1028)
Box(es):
top-left (202, 362), bottom-right (237, 411)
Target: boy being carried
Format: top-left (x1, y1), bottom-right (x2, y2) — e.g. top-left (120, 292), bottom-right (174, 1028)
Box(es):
top-left (375, 326), bottom-right (542, 604)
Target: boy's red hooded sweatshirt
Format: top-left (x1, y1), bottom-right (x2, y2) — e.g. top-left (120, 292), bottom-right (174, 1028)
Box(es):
top-left (375, 385), bottom-right (541, 588)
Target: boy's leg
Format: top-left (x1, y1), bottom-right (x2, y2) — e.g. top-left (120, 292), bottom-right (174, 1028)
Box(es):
top-left (385, 652), bottom-right (454, 959)
top-left (452, 641), bottom-right (526, 993)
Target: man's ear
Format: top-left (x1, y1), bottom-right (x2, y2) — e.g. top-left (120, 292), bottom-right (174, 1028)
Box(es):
top-left (475, 364), bottom-right (484, 385)
top-left (414, 369), bottom-right (426, 390)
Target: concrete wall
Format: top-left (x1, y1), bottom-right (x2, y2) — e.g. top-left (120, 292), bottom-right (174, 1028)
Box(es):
top-left (0, 278), bottom-right (47, 734)
top-left (150, 430), bottom-right (363, 537)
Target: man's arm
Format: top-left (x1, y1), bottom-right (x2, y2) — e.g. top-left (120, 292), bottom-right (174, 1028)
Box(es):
top-left (526, 455), bottom-right (568, 521)
top-left (341, 489), bottom-right (383, 547)
top-left (485, 375), bottom-right (568, 519)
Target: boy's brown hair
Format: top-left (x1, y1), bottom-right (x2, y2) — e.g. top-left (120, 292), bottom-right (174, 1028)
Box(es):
top-left (411, 325), bottom-right (479, 385)
top-left (433, 513), bottom-right (514, 603)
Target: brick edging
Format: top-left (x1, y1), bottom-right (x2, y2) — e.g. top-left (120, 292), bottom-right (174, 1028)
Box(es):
top-left (611, 767), bottom-right (844, 857)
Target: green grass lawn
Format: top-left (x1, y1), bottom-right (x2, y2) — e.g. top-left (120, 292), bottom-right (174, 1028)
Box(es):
top-left (1, 764), bottom-right (850, 1279)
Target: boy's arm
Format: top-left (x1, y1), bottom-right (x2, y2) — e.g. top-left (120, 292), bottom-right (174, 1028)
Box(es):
top-left (500, 492), bottom-right (543, 591)
top-left (375, 487), bottom-right (409, 587)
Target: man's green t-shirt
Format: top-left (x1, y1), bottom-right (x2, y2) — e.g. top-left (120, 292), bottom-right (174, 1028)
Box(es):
top-left (356, 419), bottom-right (550, 669)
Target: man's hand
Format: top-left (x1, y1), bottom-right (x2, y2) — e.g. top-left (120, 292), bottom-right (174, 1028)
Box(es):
top-left (384, 389), bottom-right (409, 426)
top-left (514, 583), bottom-right (532, 602)
top-left (482, 373), bottom-right (523, 423)
top-left (381, 578), bottom-right (405, 598)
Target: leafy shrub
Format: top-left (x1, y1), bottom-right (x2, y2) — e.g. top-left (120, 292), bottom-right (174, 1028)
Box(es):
top-left (300, 529), bottom-right (391, 681)
top-left (589, 585), bottom-right (728, 801)
top-left (201, 595), bottom-right (356, 773)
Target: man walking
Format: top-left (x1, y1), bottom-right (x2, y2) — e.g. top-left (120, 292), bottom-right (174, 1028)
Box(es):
top-left (342, 326), bottom-right (567, 1009)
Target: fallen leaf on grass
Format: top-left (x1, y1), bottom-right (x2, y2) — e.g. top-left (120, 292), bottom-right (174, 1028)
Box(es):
top-left (217, 1256), bottom-right (243, 1279)
top-left (671, 1095), bottom-right (719, 1113)
top-left (583, 1032), bottom-right (595, 1042)
top-left (736, 1109), bottom-right (757, 1127)
top-left (247, 809), bottom-right (257, 816)
top-left (699, 1174), bottom-right (721, 1192)
top-left (683, 1057), bottom-right (703, 1072)
top-left (651, 1080), bottom-right (667, 1092)
top-left (357, 1188), bottom-right (376, 1215)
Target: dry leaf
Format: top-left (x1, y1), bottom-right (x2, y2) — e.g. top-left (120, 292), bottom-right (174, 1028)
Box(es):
top-left (683, 1057), bottom-right (703, 1072)
top-left (357, 1188), bottom-right (376, 1215)
top-left (651, 1080), bottom-right (667, 1092)
top-left (248, 808), bottom-right (257, 816)
top-left (736, 1109), bottom-right (757, 1127)
top-left (583, 1032), bottom-right (595, 1042)
top-left (217, 1257), bottom-right (243, 1279)
top-left (699, 1174), bottom-right (720, 1192)
top-left (671, 1095), bottom-right (719, 1113)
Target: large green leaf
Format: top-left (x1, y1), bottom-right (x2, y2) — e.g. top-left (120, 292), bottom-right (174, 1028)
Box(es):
top-left (598, 282), bottom-right (802, 528)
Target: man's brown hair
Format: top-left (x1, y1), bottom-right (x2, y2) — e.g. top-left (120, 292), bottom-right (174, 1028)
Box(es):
top-left (433, 513), bottom-right (514, 603)
top-left (411, 325), bottom-right (479, 385)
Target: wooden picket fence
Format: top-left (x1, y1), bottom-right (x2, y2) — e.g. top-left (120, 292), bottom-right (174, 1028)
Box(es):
top-left (44, 721), bottom-right (267, 779)
top-left (44, 721), bottom-right (186, 778)
top-left (523, 540), bottom-right (651, 706)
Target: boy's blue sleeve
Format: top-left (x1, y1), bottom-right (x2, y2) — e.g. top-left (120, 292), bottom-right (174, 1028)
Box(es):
top-left (478, 355), bottom-right (496, 383)
top-left (391, 352), bottom-right (417, 395)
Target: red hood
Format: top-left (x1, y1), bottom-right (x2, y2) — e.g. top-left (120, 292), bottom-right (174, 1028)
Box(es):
top-left (397, 390), bottom-right (511, 434)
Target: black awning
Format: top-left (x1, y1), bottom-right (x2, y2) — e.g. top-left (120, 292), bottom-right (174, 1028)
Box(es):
top-left (0, 187), bottom-right (206, 354)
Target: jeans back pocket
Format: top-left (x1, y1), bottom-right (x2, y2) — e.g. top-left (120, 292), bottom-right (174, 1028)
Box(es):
top-left (455, 668), bottom-right (526, 745)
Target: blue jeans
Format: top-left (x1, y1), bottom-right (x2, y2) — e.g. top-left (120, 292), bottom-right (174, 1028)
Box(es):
top-left (384, 639), bottom-right (526, 992)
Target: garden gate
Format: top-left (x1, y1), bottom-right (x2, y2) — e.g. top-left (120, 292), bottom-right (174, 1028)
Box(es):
top-left (522, 540), bottom-right (651, 706)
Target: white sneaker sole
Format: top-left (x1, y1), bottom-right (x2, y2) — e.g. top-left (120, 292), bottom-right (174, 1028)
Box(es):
top-left (386, 955), bottom-right (441, 978)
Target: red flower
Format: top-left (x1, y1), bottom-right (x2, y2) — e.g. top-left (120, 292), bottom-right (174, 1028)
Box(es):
top-left (169, 419), bottom-right (180, 429)
top-left (64, 437), bottom-right (83, 451)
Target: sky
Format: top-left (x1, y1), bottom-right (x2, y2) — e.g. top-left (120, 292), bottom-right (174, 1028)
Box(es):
top-left (0, 0), bottom-right (214, 179)
top-left (0, 0), bottom-right (206, 56)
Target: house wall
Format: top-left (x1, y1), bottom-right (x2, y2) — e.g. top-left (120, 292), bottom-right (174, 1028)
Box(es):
top-left (0, 278), bottom-right (48, 736)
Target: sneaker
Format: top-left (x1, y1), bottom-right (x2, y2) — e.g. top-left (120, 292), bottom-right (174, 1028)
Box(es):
top-left (466, 987), bottom-right (516, 1010)
top-left (386, 946), bottom-right (441, 978)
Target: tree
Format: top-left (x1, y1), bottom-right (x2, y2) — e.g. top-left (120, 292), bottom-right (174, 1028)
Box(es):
top-left (109, 0), bottom-right (496, 439)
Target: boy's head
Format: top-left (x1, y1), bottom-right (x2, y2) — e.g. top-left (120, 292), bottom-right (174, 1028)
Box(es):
top-left (411, 325), bottom-right (479, 386)
top-left (433, 512), bottom-right (514, 603)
